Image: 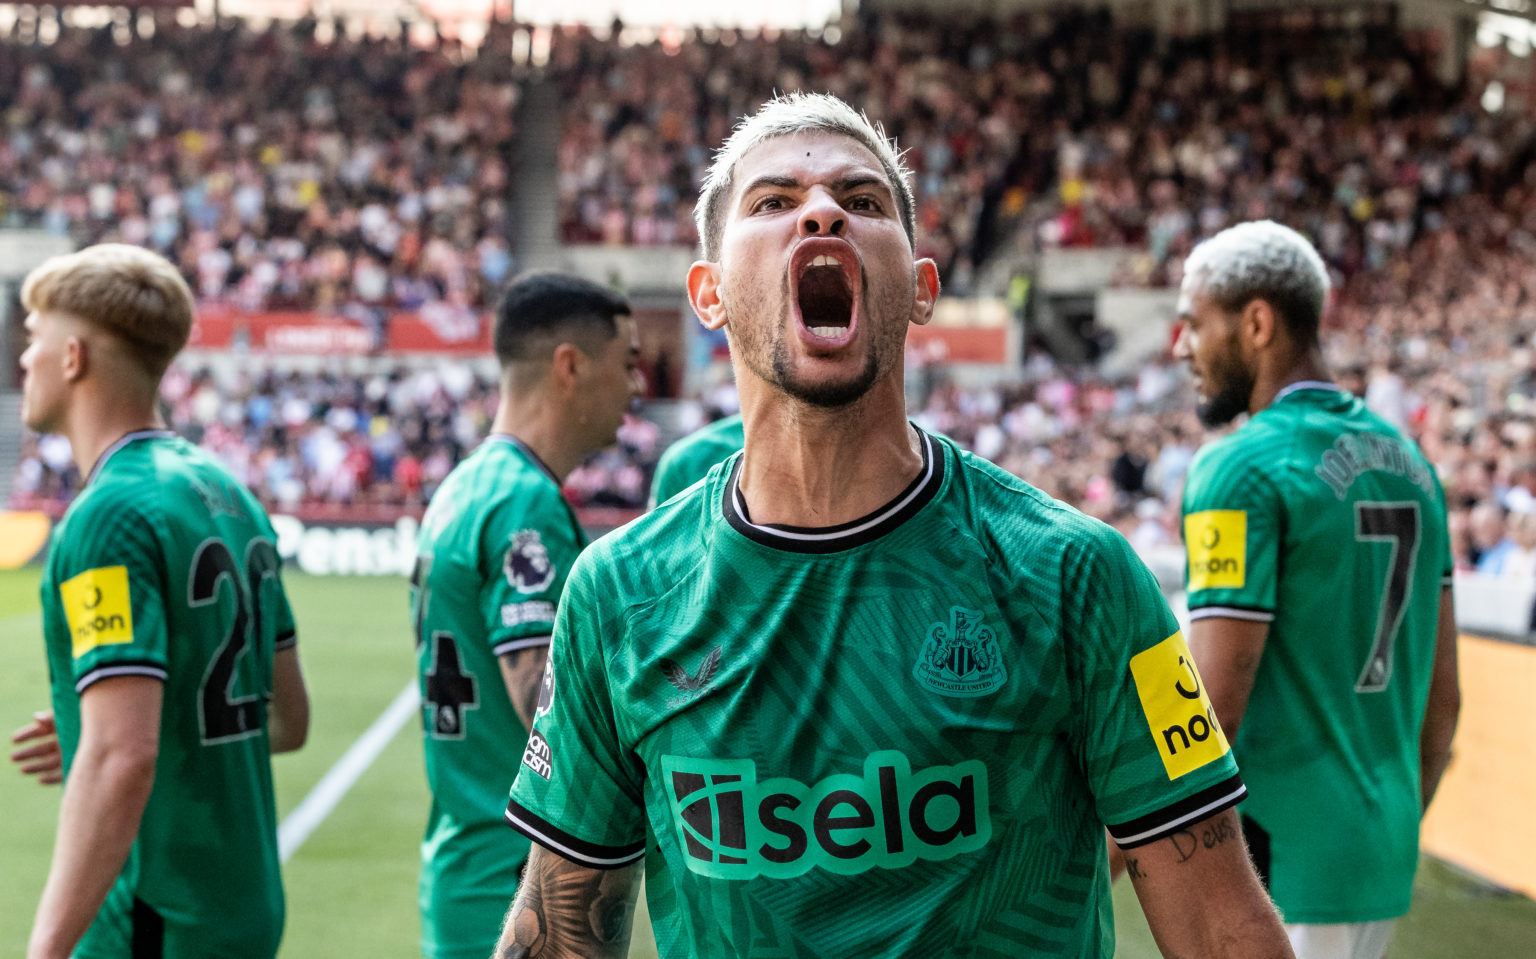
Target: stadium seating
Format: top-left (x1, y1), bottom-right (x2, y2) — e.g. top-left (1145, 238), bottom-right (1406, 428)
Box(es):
top-left (5, 8), bottom-right (1535, 578)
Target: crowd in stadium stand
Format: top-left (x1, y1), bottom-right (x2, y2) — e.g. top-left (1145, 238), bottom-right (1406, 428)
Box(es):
top-left (1, 18), bottom-right (523, 312)
top-left (550, 7), bottom-right (1065, 287)
top-left (10, 363), bottom-right (663, 514)
top-left (10, 9), bottom-right (1536, 580)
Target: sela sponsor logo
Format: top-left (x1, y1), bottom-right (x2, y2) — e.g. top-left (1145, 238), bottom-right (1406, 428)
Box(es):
top-left (661, 751), bottom-right (991, 880)
top-left (913, 606), bottom-right (1006, 697)
top-left (1184, 510), bottom-right (1246, 591)
top-left (505, 530), bottom-right (556, 594)
top-left (1129, 632), bottom-right (1231, 779)
top-left (60, 566), bottom-right (134, 658)
top-left (522, 730), bottom-right (553, 780)
top-left (660, 646), bottom-right (722, 709)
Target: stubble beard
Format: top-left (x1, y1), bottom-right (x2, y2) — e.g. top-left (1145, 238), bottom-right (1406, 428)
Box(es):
top-left (1195, 350), bottom-right (1254, 428)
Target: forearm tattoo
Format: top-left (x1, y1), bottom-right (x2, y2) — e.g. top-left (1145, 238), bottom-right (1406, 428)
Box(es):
top-left (498, 847), bottom-right (638, 959)
top-left (1166, 815), bottom-right (1240, 866)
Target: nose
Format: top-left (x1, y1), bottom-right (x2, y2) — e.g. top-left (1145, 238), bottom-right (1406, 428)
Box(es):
top-left (1171, 322), bottom-right (1192, 361)
top-left (797, 188), bottom-right (846, 238)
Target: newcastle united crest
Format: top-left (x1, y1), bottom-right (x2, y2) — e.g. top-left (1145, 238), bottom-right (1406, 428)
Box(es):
top-left (914, 606), bottom-right (1007, 697)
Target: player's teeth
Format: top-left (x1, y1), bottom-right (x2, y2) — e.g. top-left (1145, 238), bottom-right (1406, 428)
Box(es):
top-left (811, 326), bottom-right (842, 337)
top-left (813, 255), bottom-right (836, 267)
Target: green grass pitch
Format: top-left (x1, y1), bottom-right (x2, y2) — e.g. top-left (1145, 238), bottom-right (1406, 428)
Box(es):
top-left (2, 566), bottom-right (1533, 956)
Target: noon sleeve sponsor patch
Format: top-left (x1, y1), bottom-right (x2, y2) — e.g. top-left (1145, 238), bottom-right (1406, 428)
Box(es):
top-left (61, 565), bottom-right (134, 658)
top-left (1129, 631), bottom-right (1231, 780)
top-left (1184, 509), bottom-right (1247, 591)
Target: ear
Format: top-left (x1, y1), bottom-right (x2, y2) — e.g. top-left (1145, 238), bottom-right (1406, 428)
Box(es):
top-left (910, 258), bottom-right (941, 327)
top-left (1242, 298), bottom-right (1276, 350)
top-left (63, 332), bottom-right (87, 384)
top-left (687, 261), bottom-right (728, 332)
top-left (549, 342), bottom-right (583, 390)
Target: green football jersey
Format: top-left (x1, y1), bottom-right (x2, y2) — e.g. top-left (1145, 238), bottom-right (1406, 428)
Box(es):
top-left (1181, 382), bottom-right (1454, 924)
top-left (40, 430), bottom-right (295, 957)
top-left (410, 435), bottom-right (589, 959)
top-left (649, 413), bottom-right (745, 507)
top-left (509, 428), bottom-right (1246, 958)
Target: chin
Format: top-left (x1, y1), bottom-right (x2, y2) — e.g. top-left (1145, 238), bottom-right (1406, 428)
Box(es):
top-left (782, 366), bottom-right (880, 409)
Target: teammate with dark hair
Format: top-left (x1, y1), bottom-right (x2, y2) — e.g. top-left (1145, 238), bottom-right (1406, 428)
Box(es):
top-left (411, 271), bottom-right (640, 959)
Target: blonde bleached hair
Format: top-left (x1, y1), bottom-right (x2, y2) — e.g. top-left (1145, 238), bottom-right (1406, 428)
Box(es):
top-left (21, 243), bottom-right (195, 378)
top-left (693, 91), bottom-right (916, 261)
top-left (1183, 220), bottom-right (1331, 344)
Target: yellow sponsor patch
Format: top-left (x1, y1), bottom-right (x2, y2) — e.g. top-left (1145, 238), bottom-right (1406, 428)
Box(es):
top-left (1130, 632), bottom-right (1231, 780)
top-left (60, 566), bottom-right (134, 658)
top-left (1184, 509), bottom-right (1246, 591)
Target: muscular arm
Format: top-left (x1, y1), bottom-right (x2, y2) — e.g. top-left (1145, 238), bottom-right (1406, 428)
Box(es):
top-left (500, 645), bottom-right (550, 732)
top-left (1186, 616), bottom-right (1270, 740)
top-left (28, 676), bottom-right (161, 959)
top-left (1109, 612), bottom-right (1264, 883)
top-left (495, 844), bottom-right (640, 959)
top-left (1124, 808), bottom-right (1294, 959)
top-left (268, 646), bottom-right (310, 754)
top-left (1420, 584), bottom-right (1460, 813)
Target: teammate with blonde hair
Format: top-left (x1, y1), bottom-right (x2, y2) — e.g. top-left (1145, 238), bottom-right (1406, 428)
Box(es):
top-left (10, 243), bottom-right (310, 959)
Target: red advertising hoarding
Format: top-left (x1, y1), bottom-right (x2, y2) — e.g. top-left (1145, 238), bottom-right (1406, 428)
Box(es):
top-left (187, 307), bottom-right (492, 356)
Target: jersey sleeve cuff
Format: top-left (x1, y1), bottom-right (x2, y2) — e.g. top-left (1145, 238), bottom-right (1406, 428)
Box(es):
top-left (493, 634), bottom-right (553, 657)
top-left (275, 631), bottom-right (298, 651)
top-left (505, 799), bottom-right (645, 869)
top-left (75, 660), bottom-right (169, 693)
top-left (1188, 605), bottom-right (1275, 624)
top-left (1106, 774), bottom-right (1247, 849)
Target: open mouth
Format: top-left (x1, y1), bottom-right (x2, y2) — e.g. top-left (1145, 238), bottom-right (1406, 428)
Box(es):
top-left (791, 240), bottom-right (860, 345)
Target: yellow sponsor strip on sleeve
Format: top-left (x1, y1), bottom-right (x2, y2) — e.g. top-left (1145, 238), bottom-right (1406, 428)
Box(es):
top-left (1184, 509), bottom-right (1247, 591)
top-left (1129, 631), bottom-right (1231, 780)
top-left (61, 565), bottom-right (135, 658)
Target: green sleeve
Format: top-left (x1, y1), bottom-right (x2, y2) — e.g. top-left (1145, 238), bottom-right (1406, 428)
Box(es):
top-left (649, 444), bottom-right (694, 508)
top-left (259, 515), bottom-right (298, 650)
top-left (504, 550), bottom-right (647, 867)
top-left (1432, 468), bottom-right (1454, 583)
top-left (54, 497), bottom-right (171, 691)
top-left (1181, 446), bottom-right (1281, 623)
top-left (479, 488), bottom-right (584, 656)
top-left (1064, 523), bottom-right (1246, 848)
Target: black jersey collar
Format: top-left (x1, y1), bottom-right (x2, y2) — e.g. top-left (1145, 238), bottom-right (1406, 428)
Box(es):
top-left (487, 434), bottom-right (560, 486)
top-left (85, 429), bottom-right (176, 488)
top-left (723, 427), bottom-right (945, 554)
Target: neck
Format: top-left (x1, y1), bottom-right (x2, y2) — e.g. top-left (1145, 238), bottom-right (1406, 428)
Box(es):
top-left (735, 372), bottom-right (920, 528)
top-left (64, 389), bottom-right (162, 479)
top-left (491, 391), bottom-right (581, 482)
top-left (1250, 348), bottom-right (1329, 415)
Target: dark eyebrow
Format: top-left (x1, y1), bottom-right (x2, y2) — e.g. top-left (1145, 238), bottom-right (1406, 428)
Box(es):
top-left (739, 175), bottom-right (801, 196)
top-left (832, 175), bottom-right (891, 194)
top-left (738, 172), bottom-right (893, 198)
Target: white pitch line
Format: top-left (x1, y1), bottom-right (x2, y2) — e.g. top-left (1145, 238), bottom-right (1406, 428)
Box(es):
top-left (279, 681), bottom-right (420, 863)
